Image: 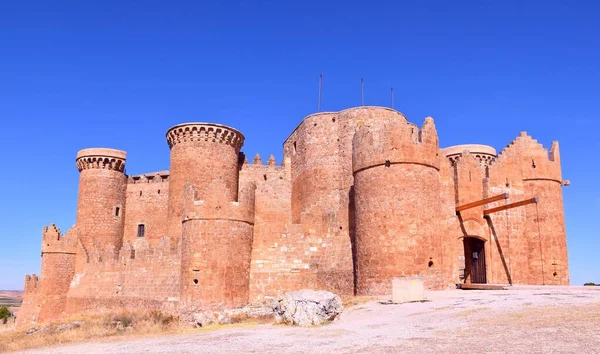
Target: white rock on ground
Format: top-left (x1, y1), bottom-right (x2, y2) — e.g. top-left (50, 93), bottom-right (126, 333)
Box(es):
top-left (272, 289), bottom-right (343, 327)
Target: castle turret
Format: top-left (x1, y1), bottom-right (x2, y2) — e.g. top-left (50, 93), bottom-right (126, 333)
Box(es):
top-left (165, 123), bottom-right (244, 240)
top-left (38, 225), bottom-right (77, 322)
top-left (166, 123), bottom-right (254, 309)
top-left (352, 116), bottom-right (442, 295)
top-left (75, 148), bottom-right (127, 260)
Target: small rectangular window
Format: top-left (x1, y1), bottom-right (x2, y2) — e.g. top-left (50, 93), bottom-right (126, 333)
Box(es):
top-left (137, 224), bottom-right (145, 237)
top-left (115, 207), bottom-right (120, 217)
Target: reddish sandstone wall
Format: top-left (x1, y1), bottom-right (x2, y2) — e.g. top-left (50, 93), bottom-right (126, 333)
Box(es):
top-left (124, 171), bottom-right (170, 246)
top-left (66, 238), bottom-right (180, 315)
top-left (17, 275), bottom-right (40, 327)
top-left (180, 182), bottom-right (255, 309)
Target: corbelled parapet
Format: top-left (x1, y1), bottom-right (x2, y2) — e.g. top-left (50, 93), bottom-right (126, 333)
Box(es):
top-left (443, 144), bottom-right (497, 167)
top-left (76, 148), bottom-right (126, 172)
top-left (352, 116), bottom-right (440, 174)
top-left (166, 122), bottom-right (244, 151)
top-left (42, 224), bottom-right (77, 254)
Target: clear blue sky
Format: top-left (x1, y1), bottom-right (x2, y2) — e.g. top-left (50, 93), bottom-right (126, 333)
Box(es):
top-left (1, 1), bottom-right (598, 290)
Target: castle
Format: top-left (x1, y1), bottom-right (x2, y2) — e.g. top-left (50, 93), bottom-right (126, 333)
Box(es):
top-left (18, 106), bottom-right (570, 326)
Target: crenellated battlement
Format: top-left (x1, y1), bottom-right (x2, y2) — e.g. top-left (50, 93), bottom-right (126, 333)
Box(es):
top-left (42, 224), bottom-right (77, 254)
top-left (127, 170), bottom-right (170, 184)
top-left (24, 274), bottom-right (39, 293)
top-left (241, 154), bottom-right (288, 169)
top-left (490, 132), bottom-right (562, 183)
top-left (76, 148), bottom-right (126, 172)
top-left (166, 123), bottom-right (244, 151)
top-left (352, 116), bottom-right (440, 174)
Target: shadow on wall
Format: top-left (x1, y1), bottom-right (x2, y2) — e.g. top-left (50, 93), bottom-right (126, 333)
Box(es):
top-left (348, 185), bottom-right (358, 295)
top-left (484, 215), bottom-right (513, 285)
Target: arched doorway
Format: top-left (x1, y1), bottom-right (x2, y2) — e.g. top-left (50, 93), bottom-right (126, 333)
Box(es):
top-left (464, 237), bottom-right (487, 284)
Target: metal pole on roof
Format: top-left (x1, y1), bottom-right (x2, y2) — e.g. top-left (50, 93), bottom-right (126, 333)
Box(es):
top-left (361, 77), bottom-right (364, 106)
top-left (318, 74), bottom-right (322, 112)
top-left (391, 87), bottom-right (394, 109)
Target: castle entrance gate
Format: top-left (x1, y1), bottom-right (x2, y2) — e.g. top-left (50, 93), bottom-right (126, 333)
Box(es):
top-left (464, 237), bottom-right (486, 284)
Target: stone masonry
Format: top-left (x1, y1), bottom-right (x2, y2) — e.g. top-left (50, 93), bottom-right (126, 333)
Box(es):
top-left (17, 106), bottom-right (570, 327)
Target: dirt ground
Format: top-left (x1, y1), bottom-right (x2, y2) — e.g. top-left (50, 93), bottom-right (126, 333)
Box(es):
top-left (15, 286), bottom-right (600, 354)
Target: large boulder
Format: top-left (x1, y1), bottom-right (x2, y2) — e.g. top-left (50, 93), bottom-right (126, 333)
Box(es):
top-left (272, 290), bottom-right (343, 327)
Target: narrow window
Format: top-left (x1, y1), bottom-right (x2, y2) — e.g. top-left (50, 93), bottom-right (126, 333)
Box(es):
top-left (115, 207), bottom-right (120, 217)
top-left (293, 141), bottom-right (297, 155)
top-left (137, 224), bottom-right (145, 237)
top-left (139, 191), bottom-right (143, 196)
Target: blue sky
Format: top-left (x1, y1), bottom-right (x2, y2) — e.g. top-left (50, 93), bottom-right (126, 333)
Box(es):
top-left (1, 1), bottom-right (598, 289)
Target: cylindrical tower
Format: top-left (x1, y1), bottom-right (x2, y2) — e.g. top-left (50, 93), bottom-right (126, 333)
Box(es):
top-left (166, 123), bottom-right (244, 240)
top-left (169, 123), bottom-right (253, 309)
top-left (352, 117), bottom-right (442, 295)
top-left (519, 138), bottom-right (569, 285)
top-left (75, 148), bottom-right (127, 258)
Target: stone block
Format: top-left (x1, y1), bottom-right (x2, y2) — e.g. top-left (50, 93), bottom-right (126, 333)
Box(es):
top-left (392, 277), bottom-right (424, 303)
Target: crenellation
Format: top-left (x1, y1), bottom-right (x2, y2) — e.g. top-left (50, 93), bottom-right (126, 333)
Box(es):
top-left (18, 105), bottom-right (570, 328)
top-left (127, 170), bottom-right (170, 184)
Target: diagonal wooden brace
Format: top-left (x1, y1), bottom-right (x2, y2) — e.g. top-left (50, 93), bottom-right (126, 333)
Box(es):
top-left (455, 193), bottom-right (509, 213)
top-left (483, 197), bottom-right (538, 215)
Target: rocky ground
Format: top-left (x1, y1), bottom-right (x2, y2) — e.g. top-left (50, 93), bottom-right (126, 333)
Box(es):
top-left (16, 286), bottom-right (600, 354)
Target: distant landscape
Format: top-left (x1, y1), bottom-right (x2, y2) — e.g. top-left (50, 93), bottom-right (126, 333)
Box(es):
top-left (0, 291), bottom-right (23, 310)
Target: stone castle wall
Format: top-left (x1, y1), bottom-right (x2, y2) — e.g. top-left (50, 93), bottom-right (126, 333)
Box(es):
top-left (18, 106), bottom-right (570, 328)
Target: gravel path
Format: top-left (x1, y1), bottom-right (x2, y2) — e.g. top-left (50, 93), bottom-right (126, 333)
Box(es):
top-left (17, 286), bottom-right (600, 354)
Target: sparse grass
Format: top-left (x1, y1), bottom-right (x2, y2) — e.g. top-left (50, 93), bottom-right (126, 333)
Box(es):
top-left (0, 310), bottom-right (181, 352)
top-left (0, 309), bottom-right (275, 352)
top-left (341, 295), bottom-right (378, 308)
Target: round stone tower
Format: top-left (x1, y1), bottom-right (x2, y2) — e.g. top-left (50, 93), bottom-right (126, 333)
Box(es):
top-left (165, 123), bottom-right (245, 240)
top-left (75, 148), bottom-right (127, 258)
top-left (166, 123), bottom-right (254, 309)
top-left (352, 116), bottom-right (442, 295)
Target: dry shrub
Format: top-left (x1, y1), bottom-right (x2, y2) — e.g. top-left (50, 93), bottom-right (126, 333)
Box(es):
top-left (0, 310), bottom-right (180, 352)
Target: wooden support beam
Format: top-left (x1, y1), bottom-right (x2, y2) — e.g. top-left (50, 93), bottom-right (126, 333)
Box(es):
top-left (483, 197), bottom-right (538, 215)
top-left (456, 193), bottom-right (509, 213)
